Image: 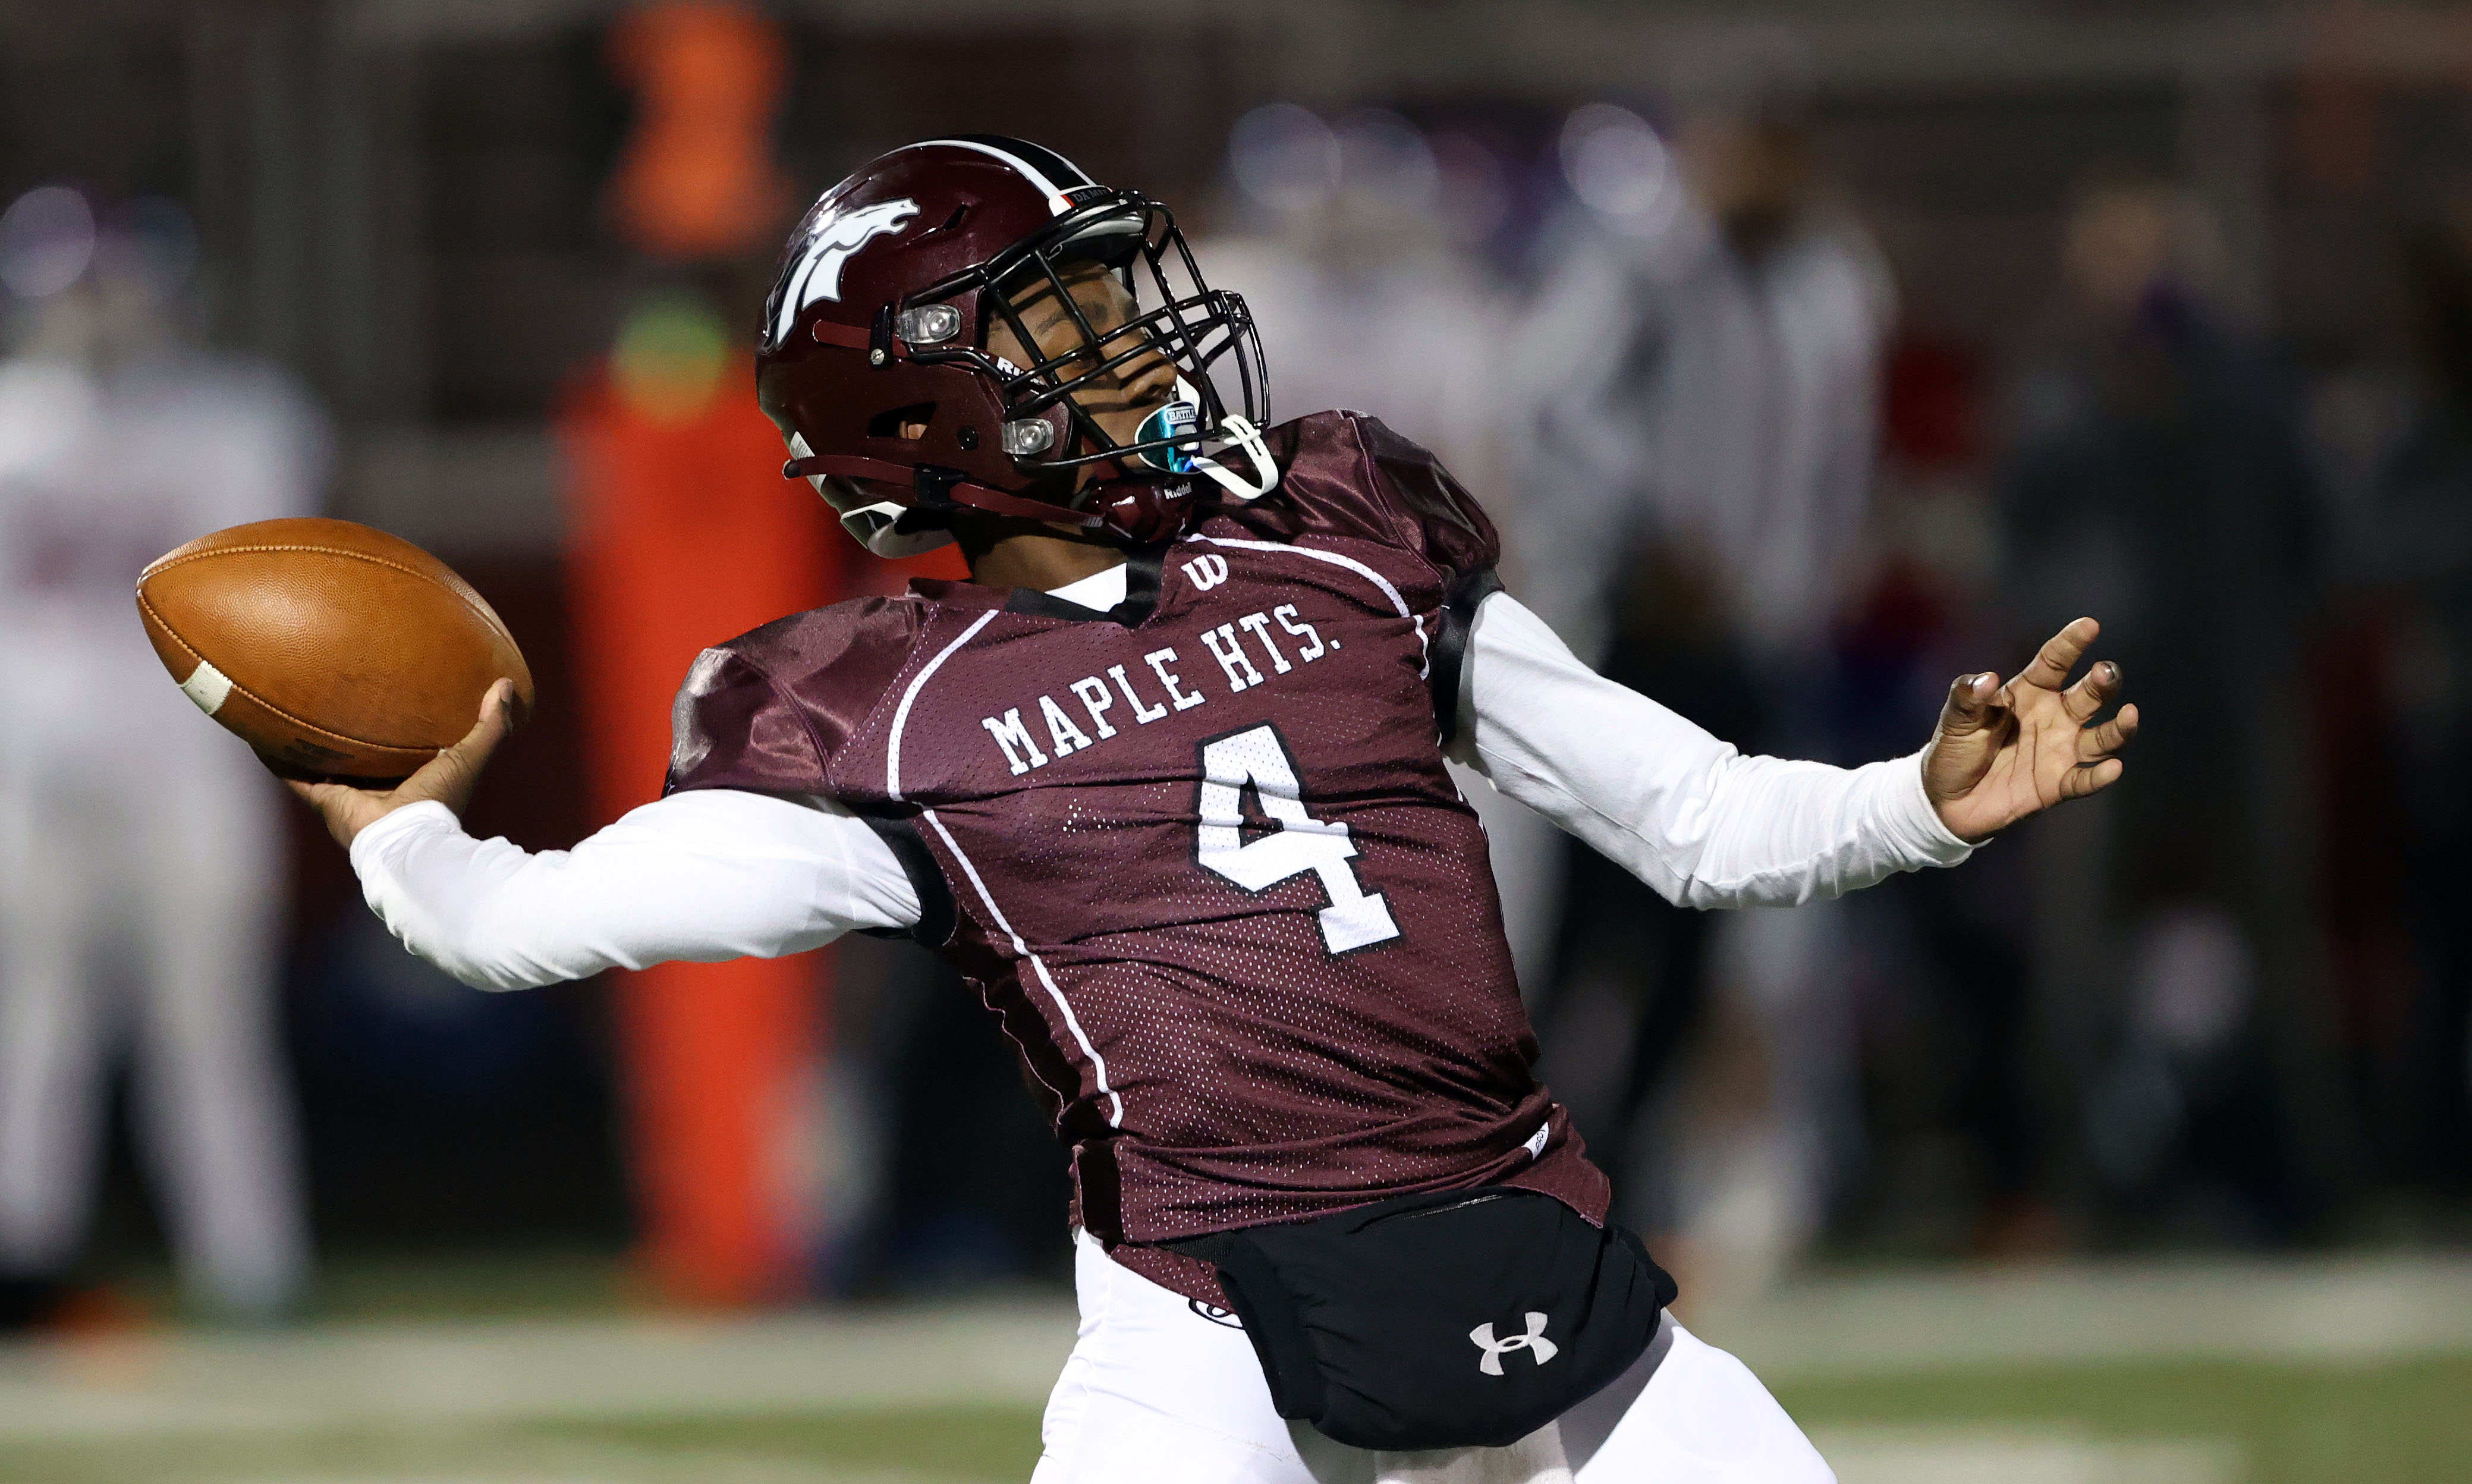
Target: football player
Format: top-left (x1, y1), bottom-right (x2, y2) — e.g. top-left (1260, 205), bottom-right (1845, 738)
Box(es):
top-left (291, 138), bottom-right (2135, 1482)
top-left (1, 196), bottom-right (315, 1325)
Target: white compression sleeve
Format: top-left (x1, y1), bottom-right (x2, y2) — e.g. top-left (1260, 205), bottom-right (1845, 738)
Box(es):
top-left (349, 790), bottom-right (922, 991)
top-left (1457, 591), bottom-right (1973, 909)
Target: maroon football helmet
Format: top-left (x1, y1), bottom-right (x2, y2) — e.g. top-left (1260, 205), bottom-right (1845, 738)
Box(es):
top-left (755, 136), bottom-right (1271, 556)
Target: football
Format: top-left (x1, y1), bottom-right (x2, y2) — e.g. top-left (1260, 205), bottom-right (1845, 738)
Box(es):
top-left (135, 517), bottom-right (534, 781)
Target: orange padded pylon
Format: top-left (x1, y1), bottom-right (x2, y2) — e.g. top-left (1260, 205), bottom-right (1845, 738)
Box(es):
top-left (559, 342), bottom-right (836, 1305)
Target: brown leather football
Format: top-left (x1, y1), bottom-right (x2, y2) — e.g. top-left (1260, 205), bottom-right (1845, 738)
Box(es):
top-left (136, 517), bottom-right (534, 781)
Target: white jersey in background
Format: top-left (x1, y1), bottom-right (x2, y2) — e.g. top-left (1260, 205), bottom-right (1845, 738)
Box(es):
top-left (0, 350), bottom-right (325, 1319)
top-left (1505, 200), bottom-right (1890, 668)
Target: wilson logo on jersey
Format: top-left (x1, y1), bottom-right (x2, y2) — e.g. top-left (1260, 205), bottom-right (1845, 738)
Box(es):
top-left (768, 197), bottom-right (920, 345)
top-left (1181, 553), bottom-right (1229, 590)
top-left (977, 604), bottom-right (1332, 776)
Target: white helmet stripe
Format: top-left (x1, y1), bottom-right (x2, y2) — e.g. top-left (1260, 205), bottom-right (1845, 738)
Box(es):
top-left (909, 137), bottom-right (1075, 216)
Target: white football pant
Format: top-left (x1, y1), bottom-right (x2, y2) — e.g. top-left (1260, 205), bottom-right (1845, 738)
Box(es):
top-left (1034, 1230), bottom-right (1833, 1484)
top-left (0, 764), bottom-right (308, 1318)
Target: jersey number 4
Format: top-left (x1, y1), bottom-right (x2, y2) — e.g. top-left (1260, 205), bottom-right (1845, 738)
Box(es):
top-left (1195, 724), bottom-right (1401, 954)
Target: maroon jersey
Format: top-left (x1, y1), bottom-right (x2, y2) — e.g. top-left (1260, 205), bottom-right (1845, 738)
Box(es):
top-left (667, 411), bottom-right (1609, 1301)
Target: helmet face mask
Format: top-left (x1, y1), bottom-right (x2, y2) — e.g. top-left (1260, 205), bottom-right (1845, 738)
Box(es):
top-left (755, 138), bottom-right (1269, 556)
top-left (941, 193), bottom-right (1262, 480)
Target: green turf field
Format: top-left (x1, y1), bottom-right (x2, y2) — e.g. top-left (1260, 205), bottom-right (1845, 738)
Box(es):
top-left (0, 1404), bottom-right (1046, 1483)
top-left (1784, 1352), bottom-right (2472, 1483)
top-left (4, 1358), bottom-right (2467, 1481)
top-left (5, 1254), bottom-right (2468, 1482)
top-left (7, 1356), bottom-right (2472, 1483)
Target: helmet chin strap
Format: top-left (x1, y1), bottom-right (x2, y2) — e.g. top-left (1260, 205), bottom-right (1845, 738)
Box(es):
top-left (1190, 415), bottom-right (1278, 500)
top-left (784, 449), bottom-right (1103, 527)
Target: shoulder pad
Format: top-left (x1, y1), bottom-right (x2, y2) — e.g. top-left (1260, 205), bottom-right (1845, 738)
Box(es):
top-left (665, 596), bottom-right (925, 798)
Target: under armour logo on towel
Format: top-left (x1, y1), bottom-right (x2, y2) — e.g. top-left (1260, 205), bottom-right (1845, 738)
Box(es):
top-left (1468, 1312), bottom-right (1558, 1375)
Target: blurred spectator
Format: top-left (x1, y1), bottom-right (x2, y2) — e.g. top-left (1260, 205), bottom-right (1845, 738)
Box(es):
top-left (1502, 43), bottom-right (1894, 1298)
top-left (1834, 337), bottom-right (2046, 1255)
top-left (2354, 200), bottom-right (2472, 1193)
top-left (1203, 105), bottom-right (1512, 483)
top-left (1505, 90), bottom-right (1884, 666)
top-left (2000, 180), bottom-right (2334, 1238)
top-left (0, 189), bottom-right (321, 1324)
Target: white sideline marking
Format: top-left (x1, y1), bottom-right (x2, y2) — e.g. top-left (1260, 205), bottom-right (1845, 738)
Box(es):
top-left (0, 1303), bottom-right (1077, 1440)
top-left (1813, 1427), bottom-right (2243, 1484)
top-left (1698, 1255), bottom-right (2472, 1381)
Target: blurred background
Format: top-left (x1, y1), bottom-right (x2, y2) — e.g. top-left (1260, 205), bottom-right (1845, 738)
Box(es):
top-left (1, 1), bottom-right (2470, 1480)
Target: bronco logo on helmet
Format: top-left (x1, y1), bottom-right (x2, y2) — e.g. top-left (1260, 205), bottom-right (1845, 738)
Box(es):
top-left (767, 197), bottom-right (922, 342)
top-left (755, 135), bottom-right (1274, 558)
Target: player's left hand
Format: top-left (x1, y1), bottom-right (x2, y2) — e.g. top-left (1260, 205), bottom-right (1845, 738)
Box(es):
top-left (1923, 617), bottom-right (2137, 842)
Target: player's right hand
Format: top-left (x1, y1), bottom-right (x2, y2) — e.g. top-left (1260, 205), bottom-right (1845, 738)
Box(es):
top-left (1921, 618), bottom-right (2135, 841)
top-left (287, 678), bottom-right (521, 848)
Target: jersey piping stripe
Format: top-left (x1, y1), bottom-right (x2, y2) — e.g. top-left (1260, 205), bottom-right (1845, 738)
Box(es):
top-left (912, 137), bottom-right (1074, 216)
top-left (923, 807), bottom-right (1126, 1127)
top-left (1180, 533), bottom-right (1431, 678)
top-left (888, 607), bottom-right (1000, 801)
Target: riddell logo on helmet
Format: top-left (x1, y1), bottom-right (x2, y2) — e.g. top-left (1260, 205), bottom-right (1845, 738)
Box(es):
top-left (768, 197), bottom-right (921, 345)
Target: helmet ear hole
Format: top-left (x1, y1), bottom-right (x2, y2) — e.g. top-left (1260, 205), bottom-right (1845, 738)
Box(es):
top-left (865, 401), bottom-right (936, 440)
